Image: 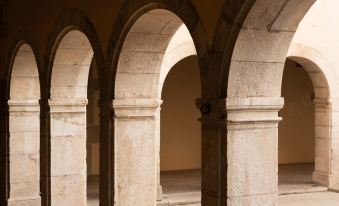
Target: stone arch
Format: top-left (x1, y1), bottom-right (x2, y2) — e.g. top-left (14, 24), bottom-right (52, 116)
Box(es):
top-left (109, 0), bottom-right (208, 98)
top-left (158, 24), bottom-right (197, 96)
top-left (287, 44), bottom-right (335, 188)
top-left (0, 28), bottom-right (42, 206)
top-left (43, 8), bottom-right (107, 206)
top-left (48, 30), bottom-right (94, 206)
top-left (8, 42), bottom-right (41, 205)
top-left (111, 6), bottom-right (202, 205)
top-left (214, 0), bottom-right (319, 205)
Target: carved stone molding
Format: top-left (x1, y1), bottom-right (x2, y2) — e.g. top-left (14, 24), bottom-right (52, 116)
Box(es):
top-left (49, 99), bottom-right (88, 114)
top-left (226, 97), bottom-right (284, 129)
top-left (8, 99), bottom-right (40, 113)
top-left (113, 99), bottom-right (162, 119)
top-left (313, 98), bottom-right (331, 109)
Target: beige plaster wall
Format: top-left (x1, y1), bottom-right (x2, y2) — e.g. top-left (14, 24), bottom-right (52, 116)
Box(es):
top-left (160, 56), bottom-right (201, 171)
top-left (279, 59), bottom-right (315, 165)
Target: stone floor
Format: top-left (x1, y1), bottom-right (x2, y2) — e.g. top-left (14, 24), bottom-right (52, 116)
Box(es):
top-left (278, 164), bottom-right (327, 194)
top-left (87, 164), bottom-right (338, 206)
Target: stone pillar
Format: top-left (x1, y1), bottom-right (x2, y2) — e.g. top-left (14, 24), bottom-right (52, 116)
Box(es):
top-left (312, 98), bottom-right (331, 186)
top-left (155, 105), bottom-right (163, 201)
top-left (113, 99), bottom-right (161, 206)
top-left (197, 98), bottom-right (226, 206)
top-left (226, 97), bottom-right (283, 206)
top-left (8, 99), bottom-right (41, 206)
top-left (329, 97), bottom-right (339, 191)
top-left (49, 99), bottom-right (87, 206)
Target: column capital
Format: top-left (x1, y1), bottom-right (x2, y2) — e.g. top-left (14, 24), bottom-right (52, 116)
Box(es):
top-left (313, 98), bottom-right (331, 108)
top-left (226, 97), bottom-right (284, 128)
top-left (49, 98), bottom-right (88, 114)
top-left (113, 99), bottom-right (162, 119)
top-left (8, 99), bottom-right (39, 113)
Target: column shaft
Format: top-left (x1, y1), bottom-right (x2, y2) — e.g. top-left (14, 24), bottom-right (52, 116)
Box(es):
top-left (49, 99), bottom-right (87, 206)
top-left (113, 99), bottom-right (161, 206)
top-left (8, 99), bottom-right (41, 206)
top-left (226, 97), bottom-right (283, 206)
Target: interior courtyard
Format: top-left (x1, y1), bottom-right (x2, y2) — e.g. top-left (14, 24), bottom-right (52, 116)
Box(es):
top-left (1, 0), bottom-right (339, 206)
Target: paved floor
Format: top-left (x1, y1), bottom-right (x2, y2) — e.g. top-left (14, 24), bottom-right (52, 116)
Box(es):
top-left (87, 164), bottom-right (339, 206)
top-left (279, 191), bottom-right (339, 206)
top-left (278, 164), bottom-right (327, 194)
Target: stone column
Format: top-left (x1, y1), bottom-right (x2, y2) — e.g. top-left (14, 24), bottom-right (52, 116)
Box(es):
top-left (8, 99), bottom-right (41, 206)
top-left (197, 98), bottom-right (227, 206)
top-left (312, 98), bottom-right (331, 186)
top-left (155, 104), bottom-right (163, 201)
top-left (226, 97), bottom-right (283, 206)
top-left (113, 99), bottom-right (161, 206)
top-left (49, 99), bottom-right (87, 206)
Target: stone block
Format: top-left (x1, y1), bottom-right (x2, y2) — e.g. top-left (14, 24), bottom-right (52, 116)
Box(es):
top-left (228, 61), bottom-right (284, 98)
top-left (118, 50), bottom-right (163, 74)
top-left (114, 118), bottom-right (157, 206)
top-left (9, 114), bottom-right (39, 133)
top-left (329, 138), bottom-right (339, 173)
top-left (10, 77), bottom-right (40, 100)
top-left (9, 131), bottom-right (40, 155)
top-left (58, 31), bottom-right (92, 50)
top-left (9, 154), bottom-right (39, 184)
top-left (51, 135), bottom-right (86, 176)
top-left (314, 87), bottom-right (329, 99)
top-left (315, 125), bottom-right (330, 139)
top-left (243, 0), bottom-right (285, 30)
top-left (227, 127), bottom-right (278, 197)
top-left (51, 64), bottom-right (90, 87)
top-left (314, 138), bottom-right (330, 173)
top-left (232, 29), bottom-right (294, 63)
top-left (227, 193), bottom-right (277, 206)
top-left (315, 110), bottom-right (330, 126)
top-left (51, 86), bottom-right (87, 99)
top-left (131, 11), bottom-right (180, 35)
top-left (50, 113), bottom-right (86, 138)
top-left (115, 73), bottom-right (159, 99)
top-left (270, 0), bottom-right (315, 31)
top-left (12, 55), bottom-right (39, 77)
top-left (9, 182), bottom-right (40, 201)
top-left (8, 197), bottom-right (41, 206)
top-left (54, 48), bottom-right (93, 65)
top-left (51, 175), bottom-right (86, 206)
top-left (309, 72), bottom-right (328, 88)
top-left (123, 33), bottom-right (171, 52)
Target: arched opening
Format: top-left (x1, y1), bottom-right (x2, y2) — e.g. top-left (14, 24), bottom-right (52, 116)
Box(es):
top-left (278, 57), bottom-right (330, 194)
top-left (113, 9), bottom-right (201, 206)
top-left (224, 0), bottom-right (318, 205)
top-left (86, 61), bottom-right (101, 206)
top-left (160, 56), bottom-right (201, 203)
top-left (49, 30), bottom-right (100, 206)
top-left (8, 43), bottom-right (41, 205)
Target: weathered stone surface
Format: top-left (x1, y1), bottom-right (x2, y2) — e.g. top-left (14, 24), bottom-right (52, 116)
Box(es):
top-left (49, 100), bottom-right (87, 205)
top-left (51, 175), bottom-right (86, 206)
top-left (113, 99), bottom-right (161, 206)
top-left (232, 30), bottom-right (294, 63)
top-left (115, 73), bottom-right (160, 99)
top-left (8, 198), bottom-right (41, 206)
top-left (228, 62), bottom-right (284, 98)
top-left (227, 193), bottom-right (277, 206)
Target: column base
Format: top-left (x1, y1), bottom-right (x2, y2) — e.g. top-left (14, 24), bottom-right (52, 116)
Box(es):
top-left (8, 196), bottom-right (41, 206)
top-left (157, 184), bottom-right (163, 201)
top-left (227, 193), bottom-right (277, 206)
top-left (313, 170), bottom-right (330, 187)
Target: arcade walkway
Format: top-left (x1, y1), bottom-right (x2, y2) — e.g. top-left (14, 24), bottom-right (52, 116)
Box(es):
top-left (87, 164), bottom-right (338, 206)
